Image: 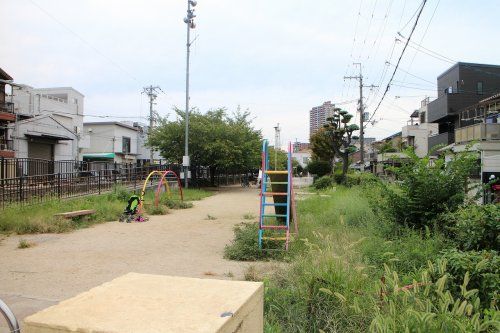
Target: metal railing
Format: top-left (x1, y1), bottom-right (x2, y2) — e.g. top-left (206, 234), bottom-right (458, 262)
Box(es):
top-left (0, 102), bottom-right (14, 114)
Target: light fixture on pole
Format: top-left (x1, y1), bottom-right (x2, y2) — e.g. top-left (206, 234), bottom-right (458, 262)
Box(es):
top-left (183, 0), bottom-right (197, 188)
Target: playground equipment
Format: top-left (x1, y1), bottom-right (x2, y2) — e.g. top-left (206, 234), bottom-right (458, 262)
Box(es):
top-left (0, 298), bottom-right (20, 333)
top-left (258, 140), bottom-right (298, 250)
top-left (139, 170), bottom-right (183, 212)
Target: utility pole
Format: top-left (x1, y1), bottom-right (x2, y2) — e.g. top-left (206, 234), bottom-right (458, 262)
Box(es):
top-left (344, 63), bottom-right (377, 171)
top-left (141, 85), bottom-right (161, 163)
top-left (183, 0), bottom-right (197, 188)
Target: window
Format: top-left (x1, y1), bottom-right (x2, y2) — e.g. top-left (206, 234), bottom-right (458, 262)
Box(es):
top-left (477, 81), bottom-right (484, 95)
top-left (420, 112), bottom-right (426, 124)
top-left (122, 137), bottom-right (131, 154)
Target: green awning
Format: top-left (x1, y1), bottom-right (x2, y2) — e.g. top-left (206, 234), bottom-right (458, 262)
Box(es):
top-left (83, 153), bottom-right (115, 159)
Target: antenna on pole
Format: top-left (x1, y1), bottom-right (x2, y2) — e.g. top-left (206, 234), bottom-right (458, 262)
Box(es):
top-left (273, 123), bottom-right (281, 170)
top-left (141, 85), bottom-right (162, 163)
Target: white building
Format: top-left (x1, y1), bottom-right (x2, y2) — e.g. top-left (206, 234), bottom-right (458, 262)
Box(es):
top-left (9, 85), bottom-right (87, 161)
top-left (82, 122), bottom-right (140, 164)
top-left (292, 149), bottom-right (311, 168)
top-left (401, 99), bottom-right (439, 157)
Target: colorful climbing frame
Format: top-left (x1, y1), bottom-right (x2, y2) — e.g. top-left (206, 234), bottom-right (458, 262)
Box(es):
top-left (258, 140), bottom-right (298, 250)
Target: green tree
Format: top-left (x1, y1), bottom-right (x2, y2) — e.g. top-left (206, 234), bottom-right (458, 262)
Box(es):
top-left (322, 108), bottom-right (359, 182)
top-left (310, 128), bottom-right (336, 165)
top-left (148, 107), bottom-right (262, 185)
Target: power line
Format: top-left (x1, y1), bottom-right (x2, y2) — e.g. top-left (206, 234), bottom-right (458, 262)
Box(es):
top-left (367, 0), bottom-right (428, 123)
top-left (28, 0), bottom-right (139, 83)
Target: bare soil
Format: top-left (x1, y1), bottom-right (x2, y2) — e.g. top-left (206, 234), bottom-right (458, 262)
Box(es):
top-left (0, 186), bottom-right (262, 330)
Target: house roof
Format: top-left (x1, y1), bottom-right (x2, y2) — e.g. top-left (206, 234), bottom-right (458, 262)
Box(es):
top-left (0, 68), bottom-right (13, 81)
top-left (84, 121), bottom-right (138, 131)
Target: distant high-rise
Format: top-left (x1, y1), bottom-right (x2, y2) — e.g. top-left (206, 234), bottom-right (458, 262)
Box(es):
top-left (309, 101), bottom-right (335, 137)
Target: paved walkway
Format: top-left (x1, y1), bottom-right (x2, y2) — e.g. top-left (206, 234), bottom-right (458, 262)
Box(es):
top-left (0, 186), bottom-right (261, 329)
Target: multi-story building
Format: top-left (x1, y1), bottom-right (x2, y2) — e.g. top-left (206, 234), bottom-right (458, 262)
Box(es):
top-left (0, 68), bottom-right (15, 158)
top-left (309, 101), bottom-right (335, 137)
top-left (427, 62), bottom-right (500, 153)
top-left (401, 98), bottom-right (439, 157)
top-left (9, 84), bottom-right (87, 161)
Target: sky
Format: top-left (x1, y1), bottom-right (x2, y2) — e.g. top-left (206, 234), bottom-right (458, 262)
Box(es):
top-left (1, 0), bottom-right (499, 146)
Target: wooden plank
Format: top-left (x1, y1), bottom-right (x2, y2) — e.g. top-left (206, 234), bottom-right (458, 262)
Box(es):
top-left (54, 209), bottom-right (96, 218)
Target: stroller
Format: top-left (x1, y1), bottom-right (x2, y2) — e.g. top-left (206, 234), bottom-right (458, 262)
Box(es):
top-left (119, 195), bottom-right (148, 223)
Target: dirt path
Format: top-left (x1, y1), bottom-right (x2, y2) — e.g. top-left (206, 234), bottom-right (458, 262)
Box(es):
top-left (0, 186), bottom-right (261, 329)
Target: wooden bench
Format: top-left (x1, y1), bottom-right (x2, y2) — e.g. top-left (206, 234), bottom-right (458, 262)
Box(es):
top-left (54, 209), bottom-right (96, 219)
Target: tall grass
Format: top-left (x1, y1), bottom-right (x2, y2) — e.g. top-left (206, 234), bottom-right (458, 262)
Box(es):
top-left (262, 186), bottom-right (464, 332)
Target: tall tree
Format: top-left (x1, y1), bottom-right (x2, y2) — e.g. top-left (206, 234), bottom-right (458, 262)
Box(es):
top-left (147, 107), bottom-right (262, 185)
top-left (322, 108), bottom-right (359, 181)
top-left (310, 128), bottom-right (336, 165)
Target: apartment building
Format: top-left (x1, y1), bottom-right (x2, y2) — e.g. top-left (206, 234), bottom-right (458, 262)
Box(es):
top-left (0, 68), bottom-right (15, 158)
top-left (309, 101), bottom-right (335, 137)
top-left (427, 62), bottom-right (500, 153)
top-left (292, 141), bottom-right (309, 153)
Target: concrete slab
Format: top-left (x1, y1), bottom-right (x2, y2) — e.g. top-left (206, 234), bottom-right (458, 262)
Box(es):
top-left (23, 273), bottom-right (263, 333)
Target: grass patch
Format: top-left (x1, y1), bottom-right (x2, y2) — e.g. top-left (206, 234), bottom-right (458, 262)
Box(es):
top-left (18, 238), bottom-right (35, 249)
top-left (0, 186), bottom-right (212, 234)
top-left (205, 214), bottom-right (217, 220)
top-left (224, 222), bottom-right (287, 261)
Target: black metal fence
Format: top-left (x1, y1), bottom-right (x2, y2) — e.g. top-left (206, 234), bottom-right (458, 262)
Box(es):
top-left (0, 158), bottom-right (246, 208)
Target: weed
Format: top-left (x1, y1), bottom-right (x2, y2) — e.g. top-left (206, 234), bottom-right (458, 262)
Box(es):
top-left (243, 213), bottom-right (256, 220)
top-left (205, 214), bottom-right (217, 220)
top-left (18, 239), bottom-right (35, 249)
top-left (244, 265), bottom-right (261, 281)
top-left (224, 271), bottom-right (234, 278)
top-left (148, 205), bottom-right (168, 215)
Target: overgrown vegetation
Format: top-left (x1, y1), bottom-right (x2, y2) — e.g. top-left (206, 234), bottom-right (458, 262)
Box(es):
top-left (225, 150), bottom-right (499, 332)
top-left (0, 186), bottom-right (212, 234)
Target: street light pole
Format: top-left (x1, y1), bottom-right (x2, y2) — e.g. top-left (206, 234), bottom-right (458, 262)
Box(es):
top-left (183, 0), bottom-right (197, 188)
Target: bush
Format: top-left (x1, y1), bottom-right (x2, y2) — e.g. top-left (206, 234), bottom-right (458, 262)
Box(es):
top-left (440, 249), bottom-right (499, 307)
top-left (383, 149), bottom-right (477, 229)
top-left (313, 176), bottom-right (333, 190)
top-left (224, 222), bottom-right (284, 261)
top-left (307, 160), bottom-right (332, 177)
top-left (345, 172), bottom-right (381, 187)
top-left (439, 204), bottom-right (500, 251)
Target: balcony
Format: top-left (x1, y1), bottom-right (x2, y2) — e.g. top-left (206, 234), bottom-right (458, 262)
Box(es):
top-left (455, 123), bottom-right (500, 144)
top-left (0, 102), bottom-right (15, 121)
top-left (428, 132), bottom-right (455, 152)
top-left (0, 139), bottom-right (14, 158)
top-left (427, 93), bottom-right (486, 123)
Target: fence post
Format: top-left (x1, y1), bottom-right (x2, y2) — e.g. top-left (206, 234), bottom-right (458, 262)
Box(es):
top-left (98, 170), bottom-right (101, 195)
top-left (19, 175), bottom-right (24, 202)
top-left (57, 173), bottom-right (61, 199)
